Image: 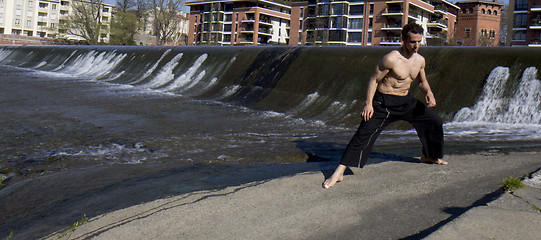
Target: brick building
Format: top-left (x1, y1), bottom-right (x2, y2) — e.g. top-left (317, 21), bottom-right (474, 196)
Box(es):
top-left (292, 0), bottom-right (459, 46)
top-left (186, 0), bottom-right (459, 46)
top-left (455, 0), bottom-right (503, 46)
top-left (186, 0), bottom-right (291, 45)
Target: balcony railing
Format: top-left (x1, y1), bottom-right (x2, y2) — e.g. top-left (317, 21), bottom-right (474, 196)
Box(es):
top-left (382, 37), bottom-right (401, 43)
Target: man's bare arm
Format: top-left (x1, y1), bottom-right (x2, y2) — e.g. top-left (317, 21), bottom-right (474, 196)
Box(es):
top-left (362, 55), bottom-right (392, 121)
top-left (416, 58), bottom-right (436, 107)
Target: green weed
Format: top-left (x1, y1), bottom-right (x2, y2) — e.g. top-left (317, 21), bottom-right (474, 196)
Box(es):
top-left (4, 230), bottom-right (13, 240)
top-left (501, 177), bottom-right (524, 192)
top-left (57, 214), bottom-right (89, 240)
top-left (0, 174), bottom-right (6, 188)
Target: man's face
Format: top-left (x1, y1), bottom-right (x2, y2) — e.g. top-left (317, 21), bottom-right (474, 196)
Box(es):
top-left (403, 32), bottom-right (423, 53)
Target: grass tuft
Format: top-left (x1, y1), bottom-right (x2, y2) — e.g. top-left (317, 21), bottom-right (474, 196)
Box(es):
top-left (57, 214), bottom-right (89, 240)
top-left (500, 177), bottom-right (524, 192)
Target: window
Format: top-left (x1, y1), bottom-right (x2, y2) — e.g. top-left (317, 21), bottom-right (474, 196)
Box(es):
top-left (465, 28), bottom-right (471, 38)
top-left (28, 1), bottom-right (33, 7)
top-left (0, 6), bottom-right (3, 13)
top-left (348, 32), bottom-right (362, 43)
top-left (17, 0), bottom-right (22, 5)
top-left (348, 18), bottom-right (363, 29)
top-left (332, 3), bottom-right (344, 15)
top-left (515, 0), bottom-right (528, 11)
top-left (15, 19), bottom-right (21, 25)
top-left (350, 5), bottom-right (363, 16)
top-left (39, 2), bottom-right (47, 8)
top-left (27, 10), bottom-right (32, 17)
top-left (319, 4), bottom-right (329, 15)
top-left (481, 9), bottom-right (485, 14)
top-left (513, 30), bottom-right (526, 41)
top-left (102, 16), bottom-right (108, 21)
top-left (0, 17), bottom-right (3, 23)
top-left (494, 10), bottom-right (497, 16)
top-left (50, 22), bottom-right (55, 28)
top-left (26, 20), bottom-right (31, 26)
top-left (38, 12), bottom-right (47, 17)
top-left (16, 9), bottom-right (22, 15)
top-left (331, 16), bottom-right (343, 28)
top-left (329, 30), bottom-right (346, 41)
top-left (51, 13), bottom-right (56, 19)
top-left (52, 4), bottom-right (56, 10)
top-left (488, 10), bottom-right (491, 15)
top-left (514, 13), bottom-right (527, 28)
top-left (469, 8), bottom-right (473, 13)
top-left (103, 7), bottom-right (109, 13)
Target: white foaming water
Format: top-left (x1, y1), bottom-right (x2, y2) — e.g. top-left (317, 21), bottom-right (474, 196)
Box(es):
top-left (52, 142), bottom-right (167, 164)
top-left (216, 85), bottom-right (241, 99)
top-left (453, 67), bottom-right (510, 123)
top-left (140, 53), bottom-right (184, 89)
top-left (499, 67), bottom-right (541, 123)
top-left (288, 92), bottom-right (320, 114)
top-left (0, 49), bottom-right (14, 62)
top-left (446, 66), bottom-right (541, 142)
top-left (161, 53), bottom-right (208, 92)
top-left (33, 61), bottom-right (47, 69)
top-left (131, 49), bottom-right (172, 84)
top-left (56, 51), bottom-right (127, 79)
top-left (52, 50), bottom-right (78, 71)
top-left (453, 66), bottom-right (541, 124)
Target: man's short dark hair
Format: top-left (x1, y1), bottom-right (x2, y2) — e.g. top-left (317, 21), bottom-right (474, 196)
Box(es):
top-left (402, 23), bottom-right (424, 40)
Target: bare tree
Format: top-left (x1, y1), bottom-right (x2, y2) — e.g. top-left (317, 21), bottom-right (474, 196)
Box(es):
top-left (503, 1), bottom-right (515, 46)
top-left (151, 0), bottom-right (185, 45)
top-left (116, 0), bottom-right (135, 12)
top-left (58, 0), bottom-right (106, 44)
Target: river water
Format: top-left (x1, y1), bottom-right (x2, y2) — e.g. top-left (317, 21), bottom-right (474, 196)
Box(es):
top-left (1, 46), bottom-right (540, 239)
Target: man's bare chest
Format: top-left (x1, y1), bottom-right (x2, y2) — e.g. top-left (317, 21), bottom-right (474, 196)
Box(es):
top-left (391, 60), bottom-right (421, 80)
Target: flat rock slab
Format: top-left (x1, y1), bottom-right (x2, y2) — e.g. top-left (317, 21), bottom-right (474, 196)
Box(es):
top-left (44, 152), bottom-right (541, 240)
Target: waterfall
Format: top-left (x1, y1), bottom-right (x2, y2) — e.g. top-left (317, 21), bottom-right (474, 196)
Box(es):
top-left (453, 66), bottom-right (541, 124)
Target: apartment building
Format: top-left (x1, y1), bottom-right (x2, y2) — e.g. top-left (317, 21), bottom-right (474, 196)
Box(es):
top-left (0, 0), bottom-right (114, 43)
top-left (186, 0), bottom-right (291, 45)
top-left (186, 0), bottom-right (458, 46)
top-left (293, 0), bottom-right (459, 46)
top-left (454, 0), bottom-right (502, 46)
top-left (513, 0), bottom-right (541, 46)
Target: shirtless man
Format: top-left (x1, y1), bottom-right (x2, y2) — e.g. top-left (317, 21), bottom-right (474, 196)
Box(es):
top-left (323, 23), bottom-right (446, 189)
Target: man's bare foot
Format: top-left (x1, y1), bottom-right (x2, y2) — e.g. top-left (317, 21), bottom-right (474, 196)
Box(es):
top-left (420, 155), bottom-right (448, 165)
top-left (322, 164), bottom-right (347, 189)
top-left (322, 175), bottom-right (343, 189)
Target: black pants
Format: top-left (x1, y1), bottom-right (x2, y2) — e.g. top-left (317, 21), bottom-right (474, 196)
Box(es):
top-left (340, 91), bottom-right (444, 168)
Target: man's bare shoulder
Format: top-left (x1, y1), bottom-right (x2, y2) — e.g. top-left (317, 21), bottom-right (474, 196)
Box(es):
top-left (380, 50), bottom-right (401, 68)
top-left (384, 50), bottom-right (402, 59)
top-left (412, 53), bottom-right (426, 66)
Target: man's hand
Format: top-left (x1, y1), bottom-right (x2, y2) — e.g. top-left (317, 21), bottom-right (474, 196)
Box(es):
top-left (425, 92), bottom-right (437, 108)
top-left (361, 104), bottom-right (374, 122)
